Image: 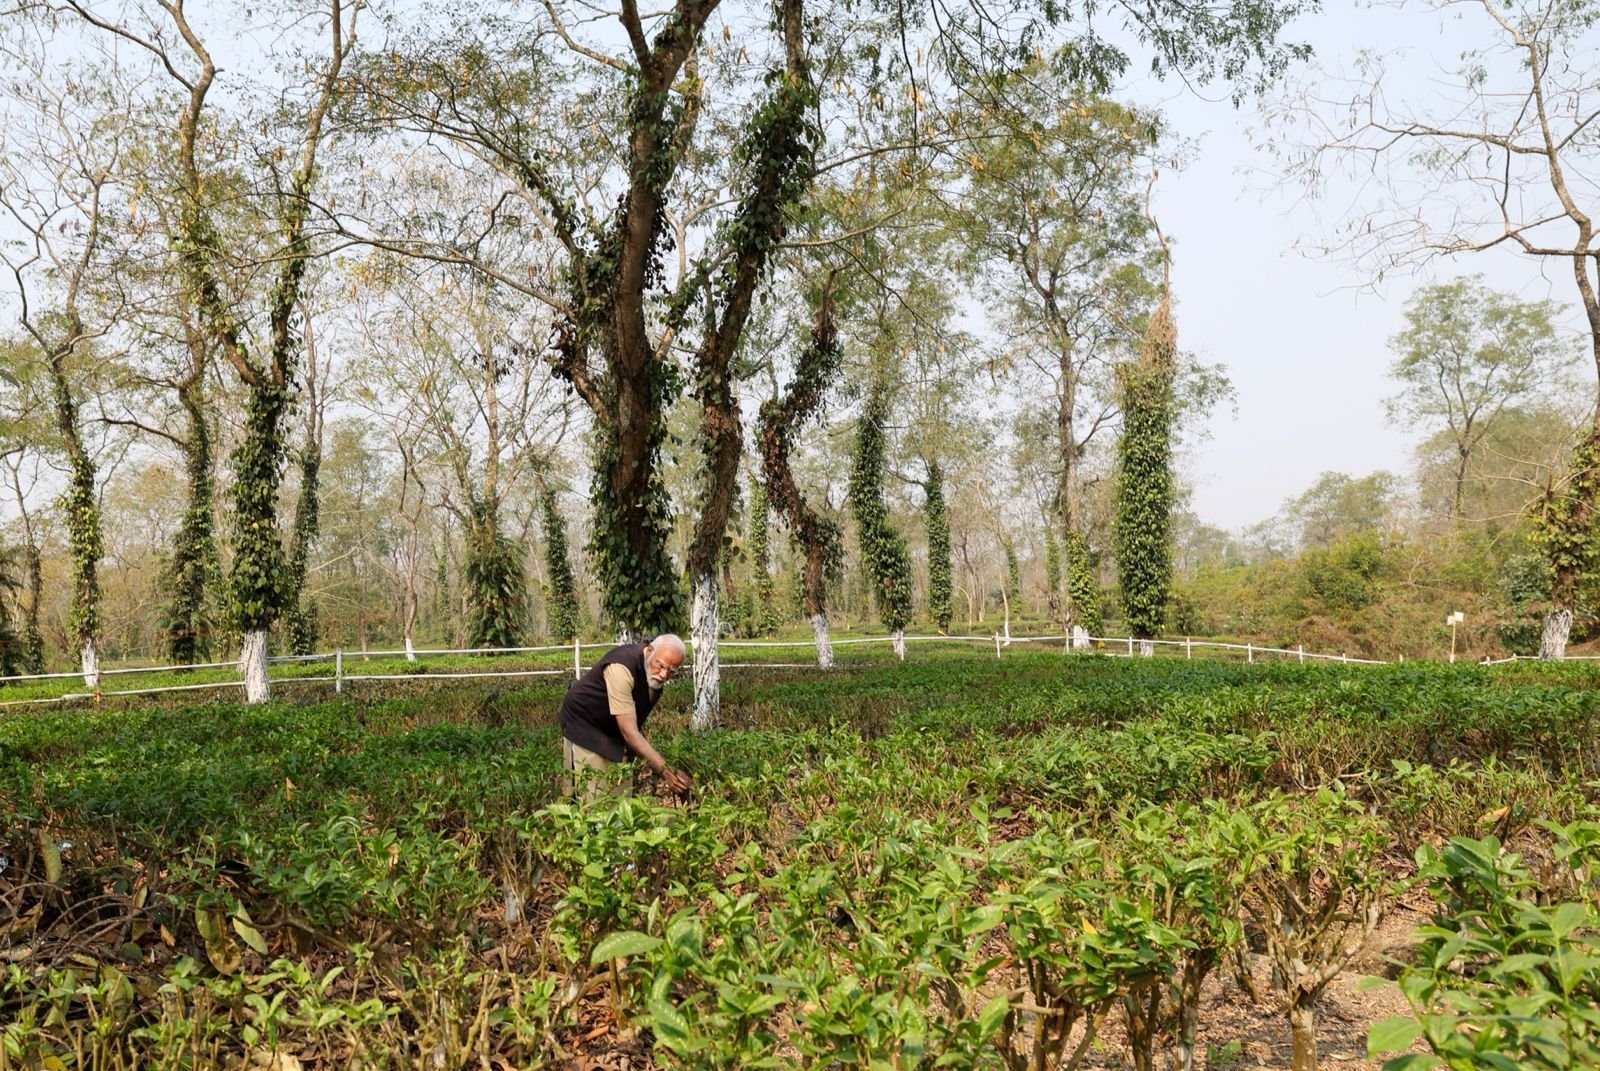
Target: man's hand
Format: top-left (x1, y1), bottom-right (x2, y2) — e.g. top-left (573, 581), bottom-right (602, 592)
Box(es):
top-left (660, 766), bottom-right (692, 795)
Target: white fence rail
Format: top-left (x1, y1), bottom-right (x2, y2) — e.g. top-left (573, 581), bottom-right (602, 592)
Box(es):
top-left (0, 630), bottom-right (1574, 711)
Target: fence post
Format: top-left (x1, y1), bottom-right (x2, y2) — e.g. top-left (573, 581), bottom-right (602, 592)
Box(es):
top-left (1186, 636), bottom-right (1192, 660)
top-left (1298, 644), bottom-right (1304, 663)
top-left (335, 649), bottom-right (343, 694)
top-left (993, 633), bottom-right (1001, 660)
top-left (1127, 636), bottom-right (1133, 657)
top-left (1246, 643), bottom-right (1253, 664)
top-left (573, 637), bottom-right (582, 680)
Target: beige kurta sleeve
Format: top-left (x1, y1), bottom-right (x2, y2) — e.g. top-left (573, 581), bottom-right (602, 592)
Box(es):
top-left (603, 663), bottom-right (637, 719)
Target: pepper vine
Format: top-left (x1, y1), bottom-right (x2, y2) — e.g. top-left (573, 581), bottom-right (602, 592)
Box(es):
top-left (1113, 297), bottom-right (1178, 640)
top-left (162, 387), bottom-right (219, 664)
top-left (849, 374), bottom-right (914, 635)
top-left (284, 445), bottom-right (322, 655)
top-left (1535, 425), bottom-right (1600, 617)
top-left (924, 461), bottom-right (953, 634)
top-left (749, 475), bottom-right (778, 636)
top-left (541, 488), bottom-right (580, 643)
top-left (1065, 530), bottom-right (1102, 636)
top-left (464, 496), bottom-right (528, 650)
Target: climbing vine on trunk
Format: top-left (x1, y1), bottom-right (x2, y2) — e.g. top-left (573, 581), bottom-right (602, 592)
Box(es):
top-left (285, 445), bottom-right (322, 655)
top-left (162, 378), bottom-right (219, 664)
top-left (1534, 426), bottom-right (1600, 659)
top-left (1044, 525), bottom-right (1063, 629)
top-left (749, 476), bottom-right (778, 636)
top-left (924, 461), bottom-right (953, 635)
top-left (49, 351), bottom-right (102, 680)
top-left (1114, 296), bottom-right (1178, 640)
top-left (759, 280), bottom-right (845, 665)
top-left (464, 498), bottom-right (527, 650)
top-left (850, 375), bottom-right (914, 645)
top-left (542, 489), bottom-right (580, 643)
top-left (1066, 530), bottom-right (1102, 637)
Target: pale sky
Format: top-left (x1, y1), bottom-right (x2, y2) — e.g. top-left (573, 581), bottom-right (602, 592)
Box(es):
top-left (1130, 0), bottom-right (1589, 531)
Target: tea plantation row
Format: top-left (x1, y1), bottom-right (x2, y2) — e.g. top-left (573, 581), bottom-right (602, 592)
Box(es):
top-left (2, 651), bottom-right (1598, 1069)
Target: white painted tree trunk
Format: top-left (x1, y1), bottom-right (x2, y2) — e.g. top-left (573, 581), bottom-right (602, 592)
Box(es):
top-left (811, 613), bottom-right (834, 669)
top-left (1540, 608), bottom-right (1573, 660)
top-left (1137, 639), bottom-right (1154, 657)
top-left (80, 638), bottom-right (98, 690)
top-left (241, 628), bottom-right (270, 703)
top-left (690, 572), bottom-right (719, 731)
top-left (1071, 625), bottom-right (1091, 649)
top-left (891, 628), bottom-right (906, 661)
top-left (404, 634), bottom-right (416, 662)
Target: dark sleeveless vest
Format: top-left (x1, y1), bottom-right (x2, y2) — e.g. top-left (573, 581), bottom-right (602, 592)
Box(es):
top-left (557, 643), bottom-right (660, 762)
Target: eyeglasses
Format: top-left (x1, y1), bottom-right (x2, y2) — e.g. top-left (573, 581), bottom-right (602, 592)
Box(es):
top-left (648, 656), bottom-right (681, 681)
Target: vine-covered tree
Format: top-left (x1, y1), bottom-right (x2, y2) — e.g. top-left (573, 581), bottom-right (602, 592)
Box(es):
top-left (0, 452), bottom-right (46, 674)
top-left (924, 461), bottom-right (953, 635)
top-left (1114, 292), bottom-right (1179, 646)
top-left (158, 309), bottom-right (221, 664)
top-left (961, 76), bottom-right (1162, 641)
top-left (60, 0), bottom-right (364, 699)
top-left (464, 496), bottom-right (528, 650)
top-left (1043, 524), bottom-right (1063, 629)
top-left (748, 476), bottom-right (778, 637)
top-left (850, 371), bottom-right (914, 659)
top-left (285, 326), bottom-right (329, 655)
top-left (0, 62), bottom-right (125, 687)
top-left (542, 488), bottom-right (580, 644)
top-left (760, 280), bottom-right (845, 668)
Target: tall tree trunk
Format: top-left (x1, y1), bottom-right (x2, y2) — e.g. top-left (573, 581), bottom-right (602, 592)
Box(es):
top-left (797, 614), bottom-right (826, 670)
top-left (1540, 608), bottom-right (1573, 660)
top-left (7, 464), bottom-right (46, 675)
top-left (48, 351), bottom-right (102, 690)
top-left (690, 572), bottom-right (719, 730)
top-left (80, 639), bottom-right (99, 691)
top-left (759, 277), bottom-right (843, 672)
top-left (168, 358), bottom-right (217, 664)
top-left (241, 627), bottom-right (270, 703)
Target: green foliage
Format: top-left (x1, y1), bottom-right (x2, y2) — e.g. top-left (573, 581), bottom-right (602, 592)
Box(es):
top-left (541, 489), bottom-right (579, 643)
top-left (1536, 426), bottom-right (1600, 609)
top-left (1114, 300), bottom-right (1178, 640)
top-left (759, 283), bottom-right (845, 620)
top-left (0, 548), bottom-right (23, 677)
top-left (1387, 278), bottom-right (1570, 521)
top-left (924, 461), bottom-right (953, 634)
top-left (19, 541), bottom-right (43, 676)
top-left (464, 498), bottom-right (527, 650)
top-left (227, 381), bottom-right (295, 634)
top-left (1003, 537), bottom-right (1021, 609)
top-left (1286, 470), bottom-right (1402, 550)
top-left (161, 410), bottom-right (219, 664)
top-left (748, 477), bottom-right (778, 636)
top-left (1374, 832), bottom-right (1600, 1070)
top-left (5, 652), bottom-right (1600, 1067)
top-left (1299, 531), bottom-right (1389, 614)
top-left (1044, 525), bottom-right (1063, 626)
top-left (47, 352), bottom-right (102, 651)
top-left (285, 447), bottom-right (322, 656)
top-left (849, 377), bottom-right (913, 633)
top-left (1065, 529), bottom-right (1102, 635)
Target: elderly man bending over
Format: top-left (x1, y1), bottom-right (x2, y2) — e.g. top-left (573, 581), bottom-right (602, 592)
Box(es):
top-left (557, 634), bottom-right (693, 798)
